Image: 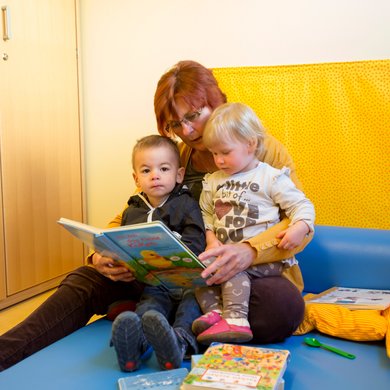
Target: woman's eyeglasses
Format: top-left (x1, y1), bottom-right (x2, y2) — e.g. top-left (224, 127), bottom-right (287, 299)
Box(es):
top-left (165, 108), bottom-right (203, 133)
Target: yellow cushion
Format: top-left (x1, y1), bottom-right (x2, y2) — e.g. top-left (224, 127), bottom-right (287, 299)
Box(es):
top-left (294, 294), bottom-right (389, 357)
top-left (383, 307), bottom-right (390, 358)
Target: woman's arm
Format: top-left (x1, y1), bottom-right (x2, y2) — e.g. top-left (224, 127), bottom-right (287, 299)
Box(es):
top-left (246, 217), bottom-right (314, 265)
top-left (199, 218), bottom-right (313, 285)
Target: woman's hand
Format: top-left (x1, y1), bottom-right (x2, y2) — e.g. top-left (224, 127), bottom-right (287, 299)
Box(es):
top-left (198, 242), bottom-right (256, 285)
top-left (92, 252), bottom-right (136, 282)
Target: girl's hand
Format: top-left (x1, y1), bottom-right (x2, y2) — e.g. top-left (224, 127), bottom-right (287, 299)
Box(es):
top-left (92, 252), bottom-right (136, 282)
top-left (276, 220), bottom-right (310, 250)
top-left (198, 242), bottom-right (256, 285)
top-left (205, 239), bottom-right (223, 251)
top-left (205, 230), bottom-right (223, 251)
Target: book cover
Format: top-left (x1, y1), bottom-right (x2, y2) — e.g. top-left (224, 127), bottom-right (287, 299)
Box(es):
top-left (305, 286), bottom-right (390, 310)
top-left (190, 355), bottom-right (285, 390)
top-left (181, 342), bottom-right (290, 390)
top-left (58, 218), bottom-right (207, 289)
top-left (118, 368), bottom-right (189, 390)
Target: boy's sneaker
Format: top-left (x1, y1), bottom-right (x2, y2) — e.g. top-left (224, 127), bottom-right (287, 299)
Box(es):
top-left (142, 310), bottom-right (186, 370)
top-left (111, 311), bottom-right (148, 372)
top-left (192, 310), bottom-right (222, 335)
top-left (197, 318), bottom-right (253, 345)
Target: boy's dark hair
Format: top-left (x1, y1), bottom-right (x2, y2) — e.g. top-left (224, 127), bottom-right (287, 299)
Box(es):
top-left (132, 135), bottom-right (181, 167)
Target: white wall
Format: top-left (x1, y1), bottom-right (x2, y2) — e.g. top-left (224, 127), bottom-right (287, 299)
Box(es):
top-left (79, 0), bottom-right (390, 227)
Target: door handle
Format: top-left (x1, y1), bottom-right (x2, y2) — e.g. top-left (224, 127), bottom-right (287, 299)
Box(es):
top-left (2, 5), bottom-right (10, 41)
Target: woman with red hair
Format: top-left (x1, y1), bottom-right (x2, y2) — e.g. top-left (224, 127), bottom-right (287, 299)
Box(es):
top-left (151, 60), bottom-right (311, 342)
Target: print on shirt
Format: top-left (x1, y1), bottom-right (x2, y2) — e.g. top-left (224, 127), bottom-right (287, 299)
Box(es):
top-left (214, 179), bottom-right (260, 243)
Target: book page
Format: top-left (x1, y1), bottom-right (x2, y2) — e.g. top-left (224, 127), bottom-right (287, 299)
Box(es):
top-left (307, 287), bottom-right (390, 310)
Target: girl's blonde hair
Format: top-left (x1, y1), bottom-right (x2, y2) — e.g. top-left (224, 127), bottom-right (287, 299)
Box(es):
top-left (203, 102), bottom-right (265, 157)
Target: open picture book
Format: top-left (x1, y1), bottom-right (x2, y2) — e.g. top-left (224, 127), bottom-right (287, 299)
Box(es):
top-left (305, 286), bottom-right (390, 310)
top-left (58, 218), bottom-right (207, 289)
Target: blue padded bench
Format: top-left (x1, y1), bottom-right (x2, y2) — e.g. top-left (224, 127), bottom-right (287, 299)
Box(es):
top-left (0, 225), bottom-right (389, 390)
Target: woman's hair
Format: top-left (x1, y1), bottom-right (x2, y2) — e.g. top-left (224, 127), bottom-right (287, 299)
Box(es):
top-left (132, 134), bottom-right (180, 168)
top-left (203, 102), bottom-right (265, 157)
top-left (154, 60), bottom-right (227, 137)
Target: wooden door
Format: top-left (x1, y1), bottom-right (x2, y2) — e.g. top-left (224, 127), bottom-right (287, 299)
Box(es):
top-left (0, 0), bottom-right (84, 300)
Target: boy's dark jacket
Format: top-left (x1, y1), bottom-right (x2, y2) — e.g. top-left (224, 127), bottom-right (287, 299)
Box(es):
top-left (121, 184), bottom-right (206, 256)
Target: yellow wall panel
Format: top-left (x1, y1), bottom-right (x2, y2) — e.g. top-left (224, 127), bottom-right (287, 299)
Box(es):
top-left (213, 60), bottom-right (390, 229)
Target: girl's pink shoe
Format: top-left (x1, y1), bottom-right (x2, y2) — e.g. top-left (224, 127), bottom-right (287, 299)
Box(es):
top-left (192, 311), bottom-right (222, 335)
top-left (197, 318), bottom-right (253, 345)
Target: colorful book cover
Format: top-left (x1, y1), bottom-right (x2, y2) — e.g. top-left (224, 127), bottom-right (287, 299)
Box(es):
top-left (118, 367), bottom-right (188, 390)
top-left (305, 286), bottom-right (390, 310)
top-left (181, 342), bottom-right (290, 390)
top-left (58, 218), bottom-right (207, 288)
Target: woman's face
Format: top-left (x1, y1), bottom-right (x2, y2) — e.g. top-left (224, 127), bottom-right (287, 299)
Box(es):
top-left (167, 101), bottom-right (212, 152)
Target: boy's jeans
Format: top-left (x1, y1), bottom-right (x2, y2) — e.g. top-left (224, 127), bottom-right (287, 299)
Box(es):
top-left (135, 286), bottom-right (201, 355)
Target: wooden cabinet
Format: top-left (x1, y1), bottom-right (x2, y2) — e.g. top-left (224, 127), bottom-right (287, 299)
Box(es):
top-left (0, 0), bottom-right (84, 308)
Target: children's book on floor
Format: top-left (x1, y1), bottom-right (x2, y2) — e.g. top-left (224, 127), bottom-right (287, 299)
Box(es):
top-left (181, 342), bottom-right (290, 390)
top-left (118, 367), bottom-right (189, 390)
top-left (305, 286), bottom-right (390, 310)
top-left (58, 218), bottom-right (207, 289)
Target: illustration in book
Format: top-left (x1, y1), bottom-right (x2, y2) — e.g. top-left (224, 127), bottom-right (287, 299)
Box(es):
top-left (305, 286), bottom-right (390, 310)
top-left (58, 218), bottom-right (207, 289)
top-left (181, 342), bottom-right (290, 390)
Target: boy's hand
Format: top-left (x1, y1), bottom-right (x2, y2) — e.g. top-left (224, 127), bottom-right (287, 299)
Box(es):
top-left (276, 220), bottom-right (310, 250)
top-left (92, 252), bottom-right (136, 282)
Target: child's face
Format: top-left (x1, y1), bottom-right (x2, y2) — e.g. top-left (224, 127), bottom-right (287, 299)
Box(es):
top-left (133, 145), bottom-right (184, 207)
top-left (209, 137), bottom-right (258, 176)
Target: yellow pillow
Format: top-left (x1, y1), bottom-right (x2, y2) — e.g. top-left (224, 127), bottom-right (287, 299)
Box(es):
top-left (294, 294), bottom-right (389, 357)
top-left (383, 307), bottom-right (390, 358)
